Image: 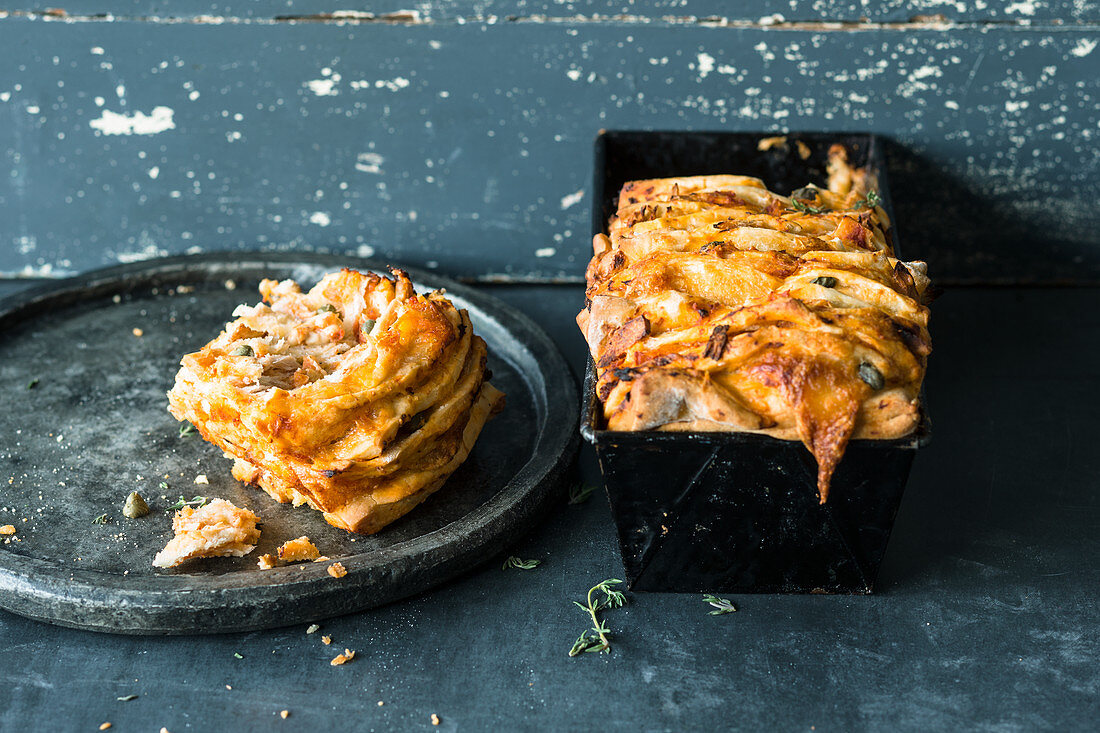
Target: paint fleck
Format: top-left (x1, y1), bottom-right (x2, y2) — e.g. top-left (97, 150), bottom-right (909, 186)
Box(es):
top-left (566, 68), bottom-right (582, 82)
top-left (355, 152), bottom-right (384, 174)
top-left (309, 212), bottom-right (332, 227)
top-left (356, 245), bottom-right (376, 258)
top-left (147, 167), bottom-right (159, 179)
top-left (696, 52), bottom-right (715, 80)
top-left (1070, 39), bottom-right (1097, 58)
top-left (90, 107), bottom-right (176, 136)
top-left (90, 47), bottom-right (104, 55)
top-left (560, 189), bottom-right (585, 210)
top-left (1005, 0), bottom-right (1037, 15)
top-left (535, 247), bottom-right (556, 258)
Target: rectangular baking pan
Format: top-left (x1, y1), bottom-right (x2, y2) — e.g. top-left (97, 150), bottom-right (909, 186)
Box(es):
top-left (582, 130), bottom-right (930, 594)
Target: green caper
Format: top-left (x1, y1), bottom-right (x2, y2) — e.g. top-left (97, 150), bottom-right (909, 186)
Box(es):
top-left (122, 491), bottom-right (150, 519)
top-left (318, 304), bottom-right (337, 314)
top-left (791, 186), bottom-right (818, 201)
top-left (230, 344), bottom-right (254, 357)
top-left (361, 318), bottom-right (377, 335)
top-left (812, 276), bottom-right (838, 288)
top-left (858, 362), bottom-right (885, 390)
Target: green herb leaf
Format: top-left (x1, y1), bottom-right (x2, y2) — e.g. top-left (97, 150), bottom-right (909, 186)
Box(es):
top-left (116, 695), bottom-right (138, 702)
top-left (502, 556), bottom-right (541, 571)
top-left (568, 484), bottom-right (597, 505)
top-left (703, 593), bottom-right (737, 615)
top-left (92, 514), bottom-right (109, 525)
top-left (178, 423), bottom-right (196, 438)
top-left (317, 304), bottom-right (337, 314)
top-left (229, 344), bottom-right (254, 357)
top-left (569, 579), bottom-right (626, 657)
top-left (169, 495), bottom-right (209, 511)
top-left (233, 652), bottom-right (243, 659)
top-left (790, 199), bottom-right (827, 215)
top-left (26, 378), bottom-right (39, 390)
top-left (159, 481), bottom-right (169, 490)
top-left (854, 190), bottom-right (882, 209)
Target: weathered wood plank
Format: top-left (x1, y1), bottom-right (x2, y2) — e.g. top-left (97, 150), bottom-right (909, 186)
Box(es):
top-left (6, 1), bottom-right (1100, 23)
top-left (1, 19), bottom-right (1097, 283)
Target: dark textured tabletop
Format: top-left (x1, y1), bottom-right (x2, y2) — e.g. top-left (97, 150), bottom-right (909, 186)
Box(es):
top-left (2, 280), bottom-right (1097, 731)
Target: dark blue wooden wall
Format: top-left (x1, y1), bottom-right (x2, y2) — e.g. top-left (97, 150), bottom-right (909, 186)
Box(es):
top-left (2, 2), bottom-right (1098, 283)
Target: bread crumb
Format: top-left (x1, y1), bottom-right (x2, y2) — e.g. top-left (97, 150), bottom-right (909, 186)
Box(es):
top-left (152, 498), bottom-right (261, 568)
top-left (277, 536), bottom-right (320, 563)
top-left (132, 328), bottom-right (143, 337)
top-left (330, 649), bottom-right (355, 666)
top-left (321, 635), bottom-right (332, 645)
top-left (100, 724), bottom-right (112, 731)
top-left (225, 685), bottom-right (232, 690)
top-left (757, 135), bottom-right (787, 151)
top-left (313, 555), bottom-right (330, 563)
top-left (327, 562), bottom-right (347, 578)
top-left (377, 701), bottom-right (384, 707)
top-left (796, 140), bottom-right (812, 159)
top-left (257, 553), bottom-right (277, 570)
top-left (194, 474), bottom-right (209, 485)
top-left (0, 525), bottom-right (15, 535)
top-left (112, 294), bottom-right (122, 303)
top-left (280, 710), bottom-right (289, 719)
top-left (225, 279), bottom-right (237, 290)
top-left (431, 714), bottom-right (441, 726)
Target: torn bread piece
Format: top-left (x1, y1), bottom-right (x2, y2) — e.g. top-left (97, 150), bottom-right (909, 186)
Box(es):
top-left (166, 268), bottom-right (505, 534)
top-left (152, 498), bottom-right (261, 568)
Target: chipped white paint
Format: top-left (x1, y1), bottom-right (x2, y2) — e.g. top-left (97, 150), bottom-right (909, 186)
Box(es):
top-left (696, 52), bottom-right (715, 80)
top-left (1070, 39), bottom-right (1098, 58)
top-left (0, 92), bottom-right (9, 103)
top-left (356, 244), bottom-right (376, 258)
top-left (93, 96), bottom-right (104, 107)
top-left (309, 211), bottom-right (331, 227)
top-left (534, 247), bottom-right (556, 258)
top-left (90, 46), bottom-right (104, 55)
top-left (560, 189), bottom-right (585, 210)
top-left (147, 166), bottom-right (159, 179)
top-left (1005, 0), bottom-right (1038, 15)
top-left (355, 152), bottom-right (385, 174)
top-left (116, 242), bottom-right (167, 263)
top-left (89, 107), bottom-right (176, 136)
top-left (566, 68), bottom-right (583, 81)
top-left (306, 76), bottom-right (339, 96)
top-left (1006, 100), bottom-right (1030, 112)
top-left (25, 105), bottom-right (39, 114)
top-left (226, 131), bottom-right (242, 142)
top-left (188, 90), bottom-right (200, 101)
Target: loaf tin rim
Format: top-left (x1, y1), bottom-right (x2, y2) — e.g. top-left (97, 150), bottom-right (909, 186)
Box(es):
top-left (581, 128), bottom-right (931, 451)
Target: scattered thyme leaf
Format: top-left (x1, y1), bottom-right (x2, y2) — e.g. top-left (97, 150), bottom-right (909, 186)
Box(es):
top-left (568, 579), bottom-right (625, 657)
top-left (92, 514), bottom-right (109, 525)
top-left (122, 491), bottom-right (150, 519)
top-left (26, 378), bottom-right (39, 389)
top-left (306, 624), bottom-right (320, 634)
top-left (169, 495), bottom-right (209, 511)
top-left (502, 556), bottom-right (541, 571)
top-left (790, 199), bottom-right (827, 215)
top-left (116, 695), bottom-right (138, 702)
top-left (178, 423), bottom-right (196, 438)
top-left (159, 481), bottom-right (169, 490)
top-left (703, 594), bottom-right (737, 615)
top-left (233, 652), bottom-right (243, 659)
top-left (854, 190), bottom-right (882, 209)
top-left (568, 484), bottom-right (597, 505)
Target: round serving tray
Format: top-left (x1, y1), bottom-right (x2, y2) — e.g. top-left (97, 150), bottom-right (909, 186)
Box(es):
top-left (0, 252), bottom-right (578, 634)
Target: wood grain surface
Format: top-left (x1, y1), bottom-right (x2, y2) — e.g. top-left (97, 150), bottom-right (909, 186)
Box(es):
top-left (1, 4), bottom-right (1098, 284)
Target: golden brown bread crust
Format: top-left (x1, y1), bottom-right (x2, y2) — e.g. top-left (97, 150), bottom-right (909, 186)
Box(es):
top-left (167, 268), bottom-right (505, 534)
top-left (578, 144), bottom-right (931, 502)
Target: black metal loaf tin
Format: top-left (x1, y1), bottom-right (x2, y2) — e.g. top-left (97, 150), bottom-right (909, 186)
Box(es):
top-left (582, 130), bottom-right (930, 594)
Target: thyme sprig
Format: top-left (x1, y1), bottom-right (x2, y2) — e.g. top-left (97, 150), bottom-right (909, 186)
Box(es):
top-left (178, 423), bottom-right (196, 438)
top-left (502, 556), bottom-right (541, 571)
top-left (92, 514), bottom-right (109, 525)
top-left (169, 495), bottom-right (209, 511)
top-left (568, 579), bottom-right (626, 656)
top-left (568, 483), bottom-right (597, 505)
top-left (703, 594), bottom-right (737, 615)
top-left (853, 190), bottom-right (882, 209)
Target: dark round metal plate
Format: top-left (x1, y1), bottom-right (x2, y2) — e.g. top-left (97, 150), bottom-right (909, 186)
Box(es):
top-left (0, 252), bottom-right (578, 634)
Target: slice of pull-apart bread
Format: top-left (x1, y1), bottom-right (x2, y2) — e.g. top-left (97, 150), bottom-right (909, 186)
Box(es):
top-left (167, 268), bottom-right (505, 534)
top-left (152, 498), bottom-right (261, 568)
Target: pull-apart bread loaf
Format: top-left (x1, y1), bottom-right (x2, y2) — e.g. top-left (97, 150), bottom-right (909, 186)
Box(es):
top-left (577, 146), bottom-right (931, 502)
top-left (168, 268), bottom-right (505, 534)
